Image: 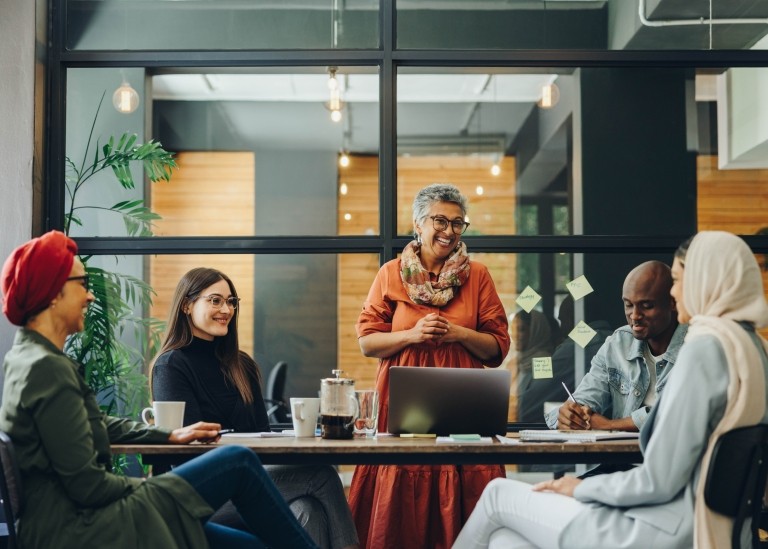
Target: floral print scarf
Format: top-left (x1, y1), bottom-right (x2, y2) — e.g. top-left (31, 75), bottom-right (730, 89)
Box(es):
top-left (400, 240), bottom-right (470, 306)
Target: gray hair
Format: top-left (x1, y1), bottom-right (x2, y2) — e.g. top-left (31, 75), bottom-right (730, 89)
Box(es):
top-left (412, 183), bottom-right (468, 237)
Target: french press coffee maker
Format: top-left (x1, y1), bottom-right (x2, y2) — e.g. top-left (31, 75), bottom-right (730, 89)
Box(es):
top-left (320, 369), bottom-right (359, 439)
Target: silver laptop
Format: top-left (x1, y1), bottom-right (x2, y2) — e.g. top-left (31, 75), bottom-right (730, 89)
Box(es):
top-left (387, 367), bottom-right (511, 436)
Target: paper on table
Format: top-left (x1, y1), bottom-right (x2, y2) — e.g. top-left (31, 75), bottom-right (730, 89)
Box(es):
top-left (496, 435), bottom-right (522, 445)
top-left (435, 436), bottom-right (493, 444)
top-left (220, 431), bottom-right (296, 438)
top-left (519, 430), bottom-right (640, 443)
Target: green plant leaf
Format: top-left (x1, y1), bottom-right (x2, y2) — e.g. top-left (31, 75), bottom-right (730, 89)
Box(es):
top-left (63, 99), bottom-right (175, 474)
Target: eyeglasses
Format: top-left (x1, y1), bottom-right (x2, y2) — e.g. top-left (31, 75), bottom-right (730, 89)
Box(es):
top-left (197, 294), bottom-right (240, 310)
top-left (66, 275), bottom-right (90, 290)
top-left (429, 215), bottom-right (470, 235)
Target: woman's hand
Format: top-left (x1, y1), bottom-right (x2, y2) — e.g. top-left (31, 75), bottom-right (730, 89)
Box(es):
top-left (168, 422), bottom-right (222, 445)
top-left (532, 475), bottom-right (582, 497)
top-left (411, 312), bottom-right (449, 342)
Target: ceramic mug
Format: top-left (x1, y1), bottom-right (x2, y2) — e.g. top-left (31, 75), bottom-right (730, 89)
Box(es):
top-left (141, 401), bottom-right (186, 430)
top-left (290, 397), bottom-right (321, 437)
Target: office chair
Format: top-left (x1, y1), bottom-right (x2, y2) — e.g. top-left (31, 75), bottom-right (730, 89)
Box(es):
top-left (704, 424), bottom-right (768, 549)
top-left (0, 431), bottom-right (23, 549)
top-left (264, 361), bottom-right (290, 424)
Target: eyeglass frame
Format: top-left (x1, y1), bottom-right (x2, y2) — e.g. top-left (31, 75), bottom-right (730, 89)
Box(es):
top-left (190, 293), bottom-right (241, 310)
top-left (428, 215), bottom-right (470, 235)
top-left (66, 275), bottom-right (90, 290)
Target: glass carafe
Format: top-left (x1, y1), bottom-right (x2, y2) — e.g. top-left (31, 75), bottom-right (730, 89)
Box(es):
top-left (320, 369), bottom-right (359, 439)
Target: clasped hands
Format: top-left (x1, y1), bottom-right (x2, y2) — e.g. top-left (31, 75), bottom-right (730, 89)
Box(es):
top-left (412, 312), bottom-right (458, 343)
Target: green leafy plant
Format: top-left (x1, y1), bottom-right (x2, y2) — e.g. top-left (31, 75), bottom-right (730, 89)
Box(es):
top-left (63, 94), bottom-right (176, 423)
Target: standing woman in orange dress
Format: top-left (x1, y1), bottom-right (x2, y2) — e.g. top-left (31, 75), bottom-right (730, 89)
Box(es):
top-left (348, 183), bottom-right (511, 549)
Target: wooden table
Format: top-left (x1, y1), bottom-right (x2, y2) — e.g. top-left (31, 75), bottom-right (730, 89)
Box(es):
top-left (112, 434), bottom-right (642, 470)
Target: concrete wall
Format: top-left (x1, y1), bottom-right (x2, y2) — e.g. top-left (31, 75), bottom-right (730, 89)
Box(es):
top-left (0, 0), bottom-right (36, 371)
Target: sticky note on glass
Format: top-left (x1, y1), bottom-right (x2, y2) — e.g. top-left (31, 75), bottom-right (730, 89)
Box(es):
top-left (566, 275), bottom-right (594, 301)
top-left (532, 357), bottom-right (553, 379)
top-left (569, 320), bottom-right (597, 349)
top-left (515, 286), bottom-right (542, 313)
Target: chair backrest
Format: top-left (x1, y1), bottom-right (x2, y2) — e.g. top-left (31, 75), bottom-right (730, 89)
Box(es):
top-left (0, 430), bottom-right (23, 548)
top-left (265, 361), bottom-right (290, 424)
top-left (704, 424), bottom-right (768, 549)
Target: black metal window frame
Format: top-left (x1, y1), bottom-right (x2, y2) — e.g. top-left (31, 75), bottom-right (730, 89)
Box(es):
top-left (46, 0), bottom-right (768, 261)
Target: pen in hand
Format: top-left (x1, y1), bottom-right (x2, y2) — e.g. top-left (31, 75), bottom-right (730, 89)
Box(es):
top-left (217, 429), bottom-right (235, 435)
top-left (561, 382), bottom-right (590, 429)
top-left (561, 382), bottom-right (579, 405)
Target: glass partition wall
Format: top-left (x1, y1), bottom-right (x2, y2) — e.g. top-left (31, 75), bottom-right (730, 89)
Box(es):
top-left (48, 0), bottom-right (768, 425)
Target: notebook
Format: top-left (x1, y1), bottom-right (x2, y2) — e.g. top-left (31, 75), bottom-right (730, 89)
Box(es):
top-left (387, 366), bottom-right (511, 436)
top-left (518, 429), bottom-right (640, 443)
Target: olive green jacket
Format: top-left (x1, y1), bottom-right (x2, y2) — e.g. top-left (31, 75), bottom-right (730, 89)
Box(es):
top-left (0, 329), bottom-right (214, 548)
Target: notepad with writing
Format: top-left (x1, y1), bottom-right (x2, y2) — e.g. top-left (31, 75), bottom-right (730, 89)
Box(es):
top-left (519, 430), bottom-right (640, 443)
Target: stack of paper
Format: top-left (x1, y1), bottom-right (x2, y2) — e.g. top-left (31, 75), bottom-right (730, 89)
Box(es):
top-left (518, 430), bottom-right (640, 443)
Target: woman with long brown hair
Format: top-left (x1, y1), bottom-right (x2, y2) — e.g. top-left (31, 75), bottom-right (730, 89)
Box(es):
top-left (152, 267), bottom-right (359, 549)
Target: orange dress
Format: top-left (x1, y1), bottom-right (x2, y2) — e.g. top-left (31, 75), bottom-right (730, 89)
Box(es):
top-left (348, 258), bottom-right (511, 549)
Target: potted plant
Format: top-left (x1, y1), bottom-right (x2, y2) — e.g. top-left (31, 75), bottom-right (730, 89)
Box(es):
top-left (63, 95), bottom-right (177, 428)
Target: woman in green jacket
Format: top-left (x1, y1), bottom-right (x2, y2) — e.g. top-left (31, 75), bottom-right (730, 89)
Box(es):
top-left (0, 230), bottom-right (317, 549)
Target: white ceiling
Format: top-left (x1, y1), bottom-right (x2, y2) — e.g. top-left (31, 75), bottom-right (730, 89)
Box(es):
top-left (152, 73), bottom-right (558, 104)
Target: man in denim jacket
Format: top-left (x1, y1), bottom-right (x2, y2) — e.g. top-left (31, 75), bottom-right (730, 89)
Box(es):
top-left (545, 261), bottom-right (687, 431)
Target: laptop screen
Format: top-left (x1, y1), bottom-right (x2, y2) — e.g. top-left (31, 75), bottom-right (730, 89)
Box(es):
top-left (387, 367), bottom-right (510, 436)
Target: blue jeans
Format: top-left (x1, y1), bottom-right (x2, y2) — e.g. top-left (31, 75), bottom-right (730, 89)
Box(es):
top-left (173, 445), bottom-right (318, 549)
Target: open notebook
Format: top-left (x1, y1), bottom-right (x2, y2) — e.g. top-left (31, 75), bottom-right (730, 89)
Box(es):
top-left (519, 430), bottom-right (640, 443)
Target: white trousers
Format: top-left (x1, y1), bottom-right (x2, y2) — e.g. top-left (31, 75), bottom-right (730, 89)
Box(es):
top-left (452, 478), bottom-right (586, 549)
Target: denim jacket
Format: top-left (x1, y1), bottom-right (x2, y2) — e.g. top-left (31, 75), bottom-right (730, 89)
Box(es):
top-left (545, 323), bottom-right (688, 430)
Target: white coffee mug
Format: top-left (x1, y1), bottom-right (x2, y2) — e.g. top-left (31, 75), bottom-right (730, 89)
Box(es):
top-left (141, 401), bottom-right (186, 430)
top-left (290, 397), bottom-right (320, 437)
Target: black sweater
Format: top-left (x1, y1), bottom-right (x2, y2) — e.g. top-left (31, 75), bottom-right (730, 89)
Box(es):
top-left (152, 337), bottom-right (270, 432)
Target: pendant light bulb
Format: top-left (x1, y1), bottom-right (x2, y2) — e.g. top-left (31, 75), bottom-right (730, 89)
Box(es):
top-left (112, 81), bottom-right (140, 114)
top-left (538, 82), bottom-right (560, 109)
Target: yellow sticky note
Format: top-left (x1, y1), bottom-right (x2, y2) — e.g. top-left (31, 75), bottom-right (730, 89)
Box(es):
top-left (566, 275), bottom-right (594, 301)
top-left (515, 286), bottom-right (542, 313)
top-left (569, 320), bottom-right (597, 349)
top-left (532, 357), bottom-right (553, 379)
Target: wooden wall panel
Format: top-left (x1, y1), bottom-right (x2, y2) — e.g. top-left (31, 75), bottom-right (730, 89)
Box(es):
top-left (149, 152), bottom-right (256, 355)
top-left (397, 156), bottom-right (516, 236)
top-left (697, 154), bottom-right (768, 338)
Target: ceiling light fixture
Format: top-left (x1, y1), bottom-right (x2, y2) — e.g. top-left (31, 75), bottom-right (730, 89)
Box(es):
top-left (326, 67), bottom-right (344, 123)
top-left (339, 150), bottom-right (350, 168)
top-left (490, 163), bottom-right (501, 177)
top-left (112, 77), bottom-right (140, 114)
top-left (538, 81), bottom-right (560, 109)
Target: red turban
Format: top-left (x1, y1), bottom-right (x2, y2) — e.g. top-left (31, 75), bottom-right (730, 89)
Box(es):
top-left (1, 231), bottom-right (78, 326)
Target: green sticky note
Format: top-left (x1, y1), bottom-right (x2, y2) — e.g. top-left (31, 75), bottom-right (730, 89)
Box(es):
top-left (450, 434), bottom-right (481, 441)
top-left (515, 285), bottom-right (542, 313)
top-left (569, 320), bottom-right (598, 349)
top-left (532, 357), bottom-right (553, 379)
top-left (566, 275), bottom-right (594, 301)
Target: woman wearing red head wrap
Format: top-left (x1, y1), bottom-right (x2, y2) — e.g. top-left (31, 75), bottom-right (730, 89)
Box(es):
top-left (0, 231), bottom-right (318, 549)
